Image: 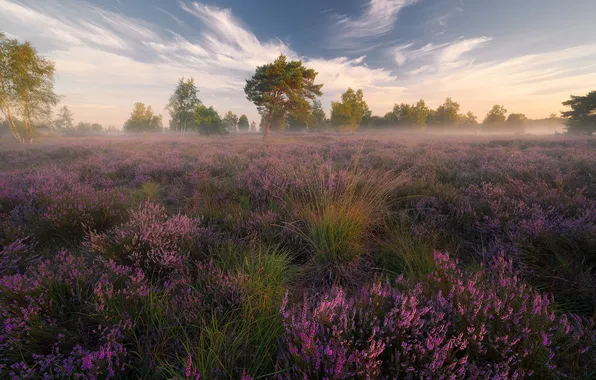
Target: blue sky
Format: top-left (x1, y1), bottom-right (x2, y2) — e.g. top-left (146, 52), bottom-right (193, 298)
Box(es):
top-left (1, 0), bottom-right (595, 126)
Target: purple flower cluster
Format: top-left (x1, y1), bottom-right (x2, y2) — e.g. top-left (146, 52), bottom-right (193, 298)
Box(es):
top-left (86, 202), bottom-right (202, 275)
top-left (277, 252), bottom-right (595, 379)
top-left (0, 135), bottom-right (595, 378)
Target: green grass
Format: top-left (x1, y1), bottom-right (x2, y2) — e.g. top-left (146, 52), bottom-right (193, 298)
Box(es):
top-left (376, 220), bottom-right (438, 280)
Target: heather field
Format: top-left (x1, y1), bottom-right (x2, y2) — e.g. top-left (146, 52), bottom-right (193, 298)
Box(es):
top-left (1, 134), bottom-right (595, 379)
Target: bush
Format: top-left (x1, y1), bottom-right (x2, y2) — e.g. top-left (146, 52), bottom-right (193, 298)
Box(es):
top-left (277, 252), bottom-right (596, 379)
top-left (86, 202), bottom-right (202, 275)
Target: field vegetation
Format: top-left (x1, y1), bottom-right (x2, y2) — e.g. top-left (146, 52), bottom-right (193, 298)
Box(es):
top-left (0, 134), bottom-right (595, 378)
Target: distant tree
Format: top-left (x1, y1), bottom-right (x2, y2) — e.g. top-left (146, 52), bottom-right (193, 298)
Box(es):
top-left (433, 98), bottom-right (460, 126)
top-left (249, 121), bottom-right (256, 132)
top-left (223, 111), bottom-right (239, 132)
top-left (167, 78), bottom-right (201, 132)
top-left (506, 113), bottom-right (528, 125)
top-left (483, 105), bottom-right (508, 125)
top-left (238, 114), bottom-right (249, 131)
top-left (458, 111), bottom-right (478, 126)
top-left (311, 99), bottom-right (326, 127)
top-left (194, 104), bottom-right (223, 135)
top-left (54, 105), bottom-right (74, 131)
top-left (562, 91), bottom-right (596, 135)
top-left (123, 102), bottom-right (163, 132)
top-left (74, 122), bottom-right (102, 133)
top-left (0, 36), bottom-right (59, 143)
top-left (331, 88), bottom-right (371, 130)
top-left (245, 55), bottom-right (323, 138)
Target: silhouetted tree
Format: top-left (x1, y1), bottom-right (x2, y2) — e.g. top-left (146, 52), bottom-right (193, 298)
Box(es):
top-left (506, 113), bottom-right (528, 125)
top-left (562, 91), bottom-right (596, 135)
top-left (238, 114), bottom-right (249, 131)
top-left (54, 105), bottom-right (74, 131)
top-left (458, 111), bottom-right (478, 126)
top-left (483, 105), bottom-right (508, 125)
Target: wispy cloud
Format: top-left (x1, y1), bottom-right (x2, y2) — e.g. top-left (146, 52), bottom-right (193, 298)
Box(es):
top-left (327, 0), bottom-right (419, 51)
top-left (1, 0), bottom-right (594, 126)
top-left (392, 36), bottom-right (491, 68)
top-left (0, 0), bottom-right (403, 125)
top-left (392, 40), bottom-right (596, 117)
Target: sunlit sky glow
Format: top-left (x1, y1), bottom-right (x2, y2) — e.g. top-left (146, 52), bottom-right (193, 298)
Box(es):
top-left (1, 0), bottom-right (595, 126)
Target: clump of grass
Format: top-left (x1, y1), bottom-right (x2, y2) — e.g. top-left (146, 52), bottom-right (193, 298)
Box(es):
top-left (129, 181), bottom-right (161, 204)
top-left (156, 245), bottom-right (293, 378)
top-left (376, 219), bottom-right (438, 280)
top-left (287, 164), bottom-right (406, 286)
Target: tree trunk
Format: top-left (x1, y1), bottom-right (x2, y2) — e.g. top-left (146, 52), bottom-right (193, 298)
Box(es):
top-left (263, 108), bottom-right (273, 140)
top-left (22, 91), bottom-right (33, 143)
top-left (0, 75), bottom-right (22, 142)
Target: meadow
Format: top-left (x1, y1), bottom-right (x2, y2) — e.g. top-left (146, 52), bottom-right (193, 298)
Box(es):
top-left (0, 133), bottom-right (595, 379)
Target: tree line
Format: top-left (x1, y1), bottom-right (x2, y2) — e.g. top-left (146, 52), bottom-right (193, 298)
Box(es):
top-left (1, 34), bottom-right (594, 143)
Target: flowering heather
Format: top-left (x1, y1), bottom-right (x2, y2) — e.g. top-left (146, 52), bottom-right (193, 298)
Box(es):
top-left (277, 252), bottom-right (595, 379)
top-left (86, 202), bottom-right (202, 275)
top-left (0, 134), bottom-right (595, 378)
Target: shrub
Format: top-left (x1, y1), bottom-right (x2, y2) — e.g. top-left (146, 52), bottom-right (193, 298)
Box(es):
top-left (289, 167), bottom-right (405, 285)
top-left (86, 202), bottom-right (202, 275)
top-left (0, 251), bottom-right (148, 378)
top-left (277, 252), bottom-right (596, 379)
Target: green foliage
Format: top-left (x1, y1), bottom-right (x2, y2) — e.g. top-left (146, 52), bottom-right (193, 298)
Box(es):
top-left (54, 105), bottom-right (74, 131)
top-left (311, 99), bottom-right (326, 127)
top-left (194, 104), bottom-right (224, 134)
top-left (562, 90), bottom-right (596, 135)
top-left (167, 77), bottom-right (201, 132)
top-left (249, 121), bottom-right (256, 132)
top-left (483, 104), bottom-right (508, 125)
top-left (330, 88), bottom-right (371, 130)
top-left (377, 221), bottom-right (438, 280)
top-left (458, 111), bottom-right (478, 125)
top-left (244, 54), bottom-right (323, 137)
top-left (386, 99), bottom-right (429, 127)
top-left (123, 102), bottom-right (163, 132)
top-left (507, 113), bottom-right (528, 125)
top-left (432, 97), bottom-right (460, 126)
top-left (0, 36), bottom-right (59, 143)
top-left (238, 114), bottom-right (249, 130)
top-left (222, 111), bottom-right (239, 132)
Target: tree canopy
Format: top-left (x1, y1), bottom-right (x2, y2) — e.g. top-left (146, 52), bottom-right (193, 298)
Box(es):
top-left (54, 105), bottom-right (74, 131)
top-left (238, 114), bottom-right (249, 130)
top-left (1, 36), bottom-right (59, 143)
top-left (194, 104), bottom-right (224, 135)
top-left (330, 88), bottom-right (371, 130)
top-left (244, 54), bottom-right (323, 138)
top-left (168, 78), bottom-right (201, 132)
top-left (123, 102), bottom-right (163, 132)
top-left (506, 113), bottom-right (528, 125)
top-left (483, 105), bottom-right (508, 125)
top-left (223, 111), bottom-right (239, 132)
top-left (562, 91), bottom-right (596, 135)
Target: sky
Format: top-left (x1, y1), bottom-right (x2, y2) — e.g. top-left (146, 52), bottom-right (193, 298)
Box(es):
top-left (1, 0), bottom-right (595, 127)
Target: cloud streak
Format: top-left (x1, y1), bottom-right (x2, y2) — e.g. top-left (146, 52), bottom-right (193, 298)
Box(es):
top-left (327, 0), bottom-right (419, 51)
top-left (0, 0), bottom-right (594, 126)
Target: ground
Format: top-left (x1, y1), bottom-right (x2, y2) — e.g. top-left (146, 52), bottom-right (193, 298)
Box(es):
top-left (0, 133), bottom-right (595, 378)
